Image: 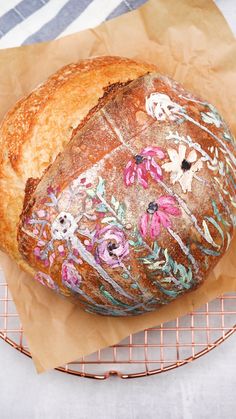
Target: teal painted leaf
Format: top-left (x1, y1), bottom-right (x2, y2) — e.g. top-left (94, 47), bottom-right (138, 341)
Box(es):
top-left (96, 177), bottom-right (105, 196)
top-left (122, 273), bottom-right (129, 279)
top-left (211, 200), bottom-right (229, 227)
top-left (154, 282), bottom-right (178, 298)
top-left (197, 244), bottom-right (220, 256)
top-left (117, 203), bottom-right (126, 221)
top-left (145, 245), bottom-right (194, 291)
top-left (162, 265), bottom-right (172, 274)
top-left (96, 203), bottom-right (107, 212)
top-left (100, 286), bottom-right (129, 307)
top-left (153, 241), bottom-right (161, 257)
top-left (144, 241), bottom-right (161, 261)
top-left (212, 200), bottom-right (222, 222)
top-left (129, 240), bottom-right (138, 246)
top-left (111, 196), bottom-right (119, 211)
top-left (101, 217), bottom-right (123, 228)
top-left (129, 236), bottom-right (143, 247)
top-left (205, 216), bottom-right (224, 244)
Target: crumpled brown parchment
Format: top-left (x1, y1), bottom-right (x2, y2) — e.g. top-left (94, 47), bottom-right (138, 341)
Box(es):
top-left (0, 0), bottom-right (236, 372)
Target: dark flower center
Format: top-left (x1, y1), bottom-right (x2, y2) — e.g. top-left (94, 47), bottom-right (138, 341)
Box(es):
top-left (147, 201), bottom-right (158, 214)
top-left (134, 154), bottom-right (144, 164)
top-left (59, 214), bottom-right (67, 224)
top-left (181, 159), bottom-right (192, 172)
top-left (107, 241), bottom-right (118, 256)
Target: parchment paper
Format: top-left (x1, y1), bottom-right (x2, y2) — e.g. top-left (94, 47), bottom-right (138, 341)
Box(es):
top-left (0, 0), bottom-right (236, 373)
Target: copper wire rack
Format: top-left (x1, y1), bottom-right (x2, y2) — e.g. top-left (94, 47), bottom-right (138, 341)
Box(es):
top-left (0, 268), bottom-right (236, 379)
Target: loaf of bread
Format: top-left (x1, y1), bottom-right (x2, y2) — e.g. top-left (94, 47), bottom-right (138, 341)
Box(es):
top-left (1, 57), bottom-right (236, 316)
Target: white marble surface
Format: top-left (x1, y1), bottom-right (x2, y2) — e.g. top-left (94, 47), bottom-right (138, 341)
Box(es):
top-left (0, 1), bottom-right (236, 418)
top-left (1, 334), bottom-right (236, 419)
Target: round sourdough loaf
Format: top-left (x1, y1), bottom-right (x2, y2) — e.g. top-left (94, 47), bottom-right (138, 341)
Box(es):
top-left (1, 57), bottom-right (236, 316)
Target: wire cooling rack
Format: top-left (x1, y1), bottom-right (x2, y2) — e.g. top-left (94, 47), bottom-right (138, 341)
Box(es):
top-left (0, 270), bottom-right (236, 379)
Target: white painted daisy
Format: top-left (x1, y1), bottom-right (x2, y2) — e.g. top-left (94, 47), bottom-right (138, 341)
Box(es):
top-left (162, 144), bottom-right (203, 193)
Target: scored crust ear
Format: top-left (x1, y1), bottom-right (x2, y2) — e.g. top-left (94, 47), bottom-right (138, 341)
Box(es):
top-left (72, 80), bottom-right (133, 137)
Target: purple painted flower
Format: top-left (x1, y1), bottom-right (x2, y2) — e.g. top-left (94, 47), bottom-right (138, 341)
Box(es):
top-left (139, 196), bottom-right (181, 239)
top-left (124, 146), bottom-right (165, 189)
top-left (93, 226), bottom-right (129, 268)
top-left (61, 261), bottom-right (82, 291)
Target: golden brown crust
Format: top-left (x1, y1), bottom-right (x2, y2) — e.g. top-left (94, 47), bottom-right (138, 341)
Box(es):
top-left (17, 72), bottom-right (236, 315)
top-left (0, 56), bottom-right (156, 264)
top-left (0, 57), bottom-right (154, 171)
top-left (72, 80), bottom-right (133, 137)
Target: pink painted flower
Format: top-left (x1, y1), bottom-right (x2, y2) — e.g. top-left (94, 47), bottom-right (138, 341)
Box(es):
top-left (34, 246), bottom-right (49, 265)
top-left (93, 226), bottom-right (129, 268)
top-left (58, 245), bottom-right (65, 254)
top-left (62, 261), bottom-right (82, 291)
top-left (49, 252), bottom-right (55, 267)
top-left (124, 146), bottom-right (165, 189)
top-left (34, 247), bottom-right (41, 257)
top-left (38, 240), bottom-right (45, 247)
top-left (34, 271), bottom-right (58, 291)
top-left (47, 185), bottom-right (60, 195)
top-left (37, 210), bottom-right (46, 218)
top-left (139, 196), bottom-right (181, 239)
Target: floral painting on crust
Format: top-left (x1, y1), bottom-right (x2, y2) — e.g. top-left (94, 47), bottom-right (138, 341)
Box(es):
top-left (21, 78), bottom-right (236, 316)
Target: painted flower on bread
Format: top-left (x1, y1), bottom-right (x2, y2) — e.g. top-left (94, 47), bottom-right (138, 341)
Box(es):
top-left (162, 144), bottom-right (204, 193)
top-left (93, 226), bottom-right (129, 268)
top-left (34, 271), bottom-right (58, 290)
top-left (124, 146), bottom-right (165, 189)
top-left (62, 261), bottom-right (82, 292)
top-left (139, 196), bottom-right (181, 239)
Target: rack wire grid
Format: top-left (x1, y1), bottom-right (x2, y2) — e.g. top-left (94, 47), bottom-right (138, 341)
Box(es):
top-left (0, 269), bottom-right (236, 379)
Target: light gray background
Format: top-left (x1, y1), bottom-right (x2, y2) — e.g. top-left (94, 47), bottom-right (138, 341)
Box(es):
top-left (0, 1), bottom-right (236, 418)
